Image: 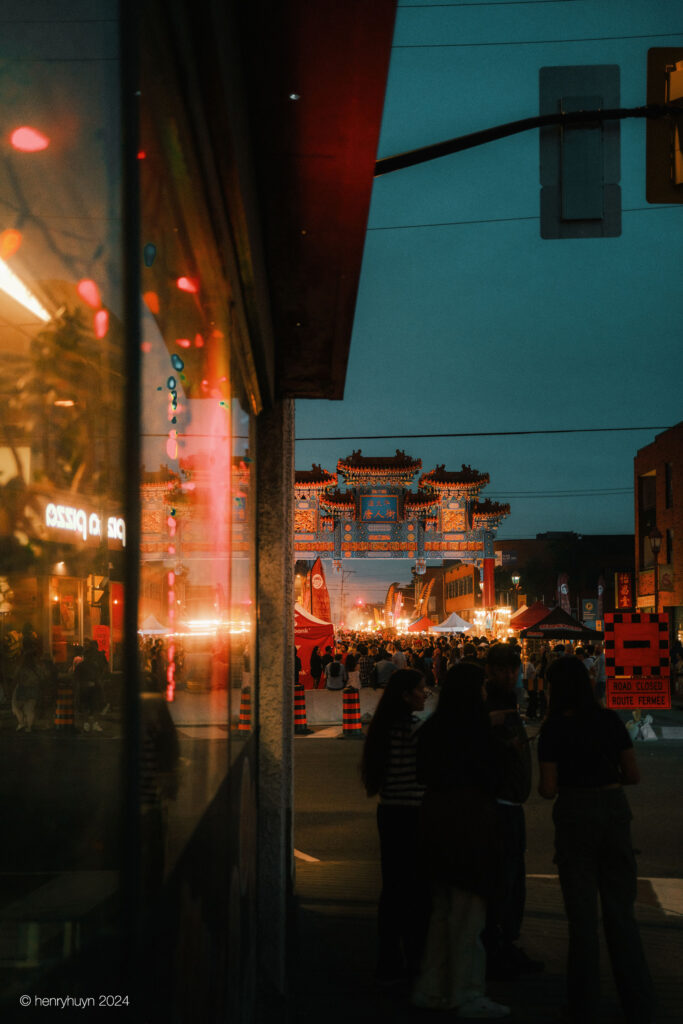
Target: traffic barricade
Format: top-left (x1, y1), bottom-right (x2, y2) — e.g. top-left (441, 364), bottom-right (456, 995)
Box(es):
top-left (238, 686), bottom-right (251, 732)
top-left (54, 675), bottom-right (76, 732)
top-left (294, 681), bottom-right (313, 735)
top-left (339, 685), bottom-right (363, 739)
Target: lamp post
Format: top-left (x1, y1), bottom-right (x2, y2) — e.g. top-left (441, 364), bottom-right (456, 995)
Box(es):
top-left (511, 574), bottom-right (521, 612)
top-left (648, 526), bottom-right (662, 614)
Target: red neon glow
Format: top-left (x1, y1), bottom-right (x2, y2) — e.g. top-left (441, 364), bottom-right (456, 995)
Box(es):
top-left (166, 515), bottom-right (177, 536)
top-left (0, 229), bottom-right (22, 259)
top-left (194, 334), bottom-right (204, 347)
top-left (176, 276), bottom-right (198, 293)
top-left (168, 545), bottom-right (176, 555)
top-left (137, 151), bottom-right (146, 160)
top-left (143, 291), bottom-right (159, 314)
top-left (166, 437), bottom-right (178, 460)
top-left (167, 571), bottom-right (175, 586)
top-left (77, 279), bottom-right (101, 308)
top-left (176, 338), bottom-right (191, 348)
top-left (11, 126), bottom-right (49, 152)
top-left (94, 309), bottom-right (109, 338)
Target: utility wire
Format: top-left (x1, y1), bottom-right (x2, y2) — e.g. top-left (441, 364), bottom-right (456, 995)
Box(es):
top-left (399, 1), bottom-right (578, 7)
top-left (296, 426), bottom-right (669, 441)
top-left (367, 207), bottom-right (682, 232)
top-left (392, 31), bottom-right (683, 48)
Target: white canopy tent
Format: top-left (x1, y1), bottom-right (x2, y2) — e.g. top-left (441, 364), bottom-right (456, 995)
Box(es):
top-left (139, 614), bottom-right (168, 635)
top-left (431, 611), bottom-right (474, 633)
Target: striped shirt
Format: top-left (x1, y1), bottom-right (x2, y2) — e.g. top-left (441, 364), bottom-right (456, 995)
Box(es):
top-left (379, 716), bottom-right (426, 807)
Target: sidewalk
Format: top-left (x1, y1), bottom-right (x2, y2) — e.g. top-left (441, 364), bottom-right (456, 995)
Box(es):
top-left (293, 863), bottom-right (683, 1023)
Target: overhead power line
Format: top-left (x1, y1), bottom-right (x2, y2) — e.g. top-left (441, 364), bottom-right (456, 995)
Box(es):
top-left (295, 426), bottom-right (669, 441)
top-left (392, 31), bottom-right (683, 48)
top-left (366, 206), bottom-right (682, 232)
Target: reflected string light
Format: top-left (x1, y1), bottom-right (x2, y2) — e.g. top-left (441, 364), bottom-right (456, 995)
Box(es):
top-left (0, 229), bottom-right (22, 259)
top-left (176, 276), bottom-right (198, 293)
top-left (94, 309), bottom-right (109, 338)
top-left (0, 258), bottom-right (50, 321)
top-left (143, 291), bottom-right (159, 314)
top-left (194, 333), bottom-right (204, 347)
top-left (176, 338), bottom-right (191, 348)
top-left (77, 279), bottom-right (101, 308)
top-left (11, 126), bottom-right (49, 152)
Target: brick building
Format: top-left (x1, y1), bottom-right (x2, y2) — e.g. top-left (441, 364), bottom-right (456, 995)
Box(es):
top-left (634, 422), bottom-right (683, 643)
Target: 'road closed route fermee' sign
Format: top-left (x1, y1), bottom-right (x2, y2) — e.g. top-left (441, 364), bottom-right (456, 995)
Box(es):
top-left (604, 612), bottom-right (671, 710)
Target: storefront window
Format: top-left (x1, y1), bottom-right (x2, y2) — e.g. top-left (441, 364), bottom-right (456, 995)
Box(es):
top-left (137, 17), bottom-right (257, 891)
top-left (0, 2), bottom-right (125, 998)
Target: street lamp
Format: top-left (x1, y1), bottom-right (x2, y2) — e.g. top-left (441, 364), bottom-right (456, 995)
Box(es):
top-left (511, 574), bottom-right (520, 612)
top-left (648, 526), bottom-right (662, 614)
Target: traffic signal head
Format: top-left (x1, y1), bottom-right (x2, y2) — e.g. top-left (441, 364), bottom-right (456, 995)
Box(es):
top-left (646, 48), bottom-right (683, 204)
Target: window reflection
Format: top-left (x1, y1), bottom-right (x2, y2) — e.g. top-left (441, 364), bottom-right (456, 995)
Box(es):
top-left (0, 3), bottom-right (124, 993)
top-left (138, 34), bottom-right (257, 889)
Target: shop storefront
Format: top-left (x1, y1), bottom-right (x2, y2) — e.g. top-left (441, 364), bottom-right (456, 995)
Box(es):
top-left (0, 1), bottom-right (394, 1019)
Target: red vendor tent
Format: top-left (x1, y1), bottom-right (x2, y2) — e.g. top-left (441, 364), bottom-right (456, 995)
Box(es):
top-left (295, 603), bottom-right (335, 689)
top-left (509, 600), bottom-right (551, 631)
top-left (407, 615), bottom-right (433, 632)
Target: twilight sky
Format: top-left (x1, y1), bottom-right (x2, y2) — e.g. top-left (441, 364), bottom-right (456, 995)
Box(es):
top-left (295, 0), bottom-right (683, 603)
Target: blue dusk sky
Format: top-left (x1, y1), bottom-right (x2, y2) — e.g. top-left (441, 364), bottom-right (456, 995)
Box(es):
top-left (295, 0), bottom-right (683, 603)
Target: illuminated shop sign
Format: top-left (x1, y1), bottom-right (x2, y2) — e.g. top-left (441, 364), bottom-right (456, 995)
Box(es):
top-left (45, 503), bottom-right (126, 547)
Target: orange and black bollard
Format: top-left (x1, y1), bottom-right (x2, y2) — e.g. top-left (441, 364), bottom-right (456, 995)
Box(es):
top-left (340, 685), bottom-right (363, 739)
top-left (294, 681), bottom-right (313, 735)
top-left (54, 675), bottom-right (76, 732)
top-left (238, 686), bottom-right (251, 732)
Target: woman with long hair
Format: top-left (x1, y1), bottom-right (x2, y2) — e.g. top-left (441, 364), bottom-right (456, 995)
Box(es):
top-left (538, 656), bottom-right (654, 1024)
top-left (411, 663), bottom-right (510, 1019)
top-left (360, 668), bottom-right (429, 985)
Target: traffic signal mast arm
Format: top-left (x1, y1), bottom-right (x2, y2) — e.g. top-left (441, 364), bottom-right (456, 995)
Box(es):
top-left (374, 104), bottom-right (681, 177)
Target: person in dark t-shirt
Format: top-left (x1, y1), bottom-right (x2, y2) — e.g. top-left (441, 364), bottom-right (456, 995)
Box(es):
top-left (538, 656), bottom-right (654, 1024)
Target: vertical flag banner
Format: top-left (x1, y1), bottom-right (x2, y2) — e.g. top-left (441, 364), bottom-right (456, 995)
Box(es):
top-left (557, 573), bottom-right (571, 614)
top-left (310, 557), bottom-right (331, 623)
top-left (597, 575), bottom-right (605, 621)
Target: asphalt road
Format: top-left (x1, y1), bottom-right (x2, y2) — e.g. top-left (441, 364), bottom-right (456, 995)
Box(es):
top-left (294, 734), bottom-right (683, 879)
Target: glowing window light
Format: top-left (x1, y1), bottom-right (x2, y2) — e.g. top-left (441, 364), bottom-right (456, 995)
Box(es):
top-left (94, 309), bottom-right (109, 338)
top-left (0, 229), bottom-right (22, 259)
top-left (0, 258), bottom-right (50, 321)
top-left (11, 126), bottom-right (49, 152)
top-left (77, 279), bottom-right (101, 308)
top-left (176, 276), bottom-right (198, 293)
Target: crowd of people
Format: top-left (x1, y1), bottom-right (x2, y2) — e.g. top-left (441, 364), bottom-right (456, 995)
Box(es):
top-left (307, 631), bottom-right (609, 717)
top-left (358, 639), bottom-right (654, 1023)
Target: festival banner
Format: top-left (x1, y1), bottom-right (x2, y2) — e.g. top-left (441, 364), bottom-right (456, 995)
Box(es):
top-left (309, 557), bottom-right (331, 622)
top-left (557, 573), bottom-right (571, 615)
